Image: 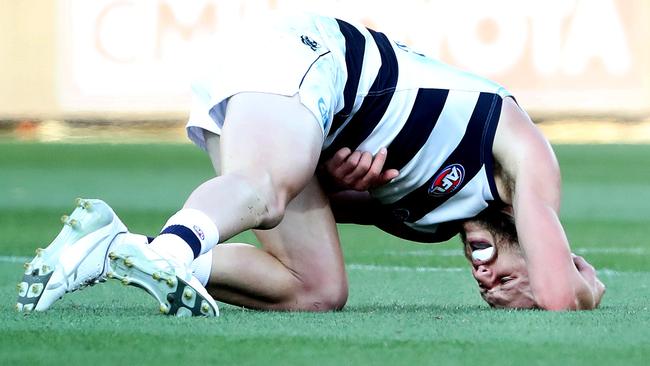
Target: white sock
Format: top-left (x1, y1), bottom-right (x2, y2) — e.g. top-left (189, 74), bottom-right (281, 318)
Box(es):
top-left (190, 249), bottom-right (213, 286)
top-left (149, 208), bottom-right (220, 265)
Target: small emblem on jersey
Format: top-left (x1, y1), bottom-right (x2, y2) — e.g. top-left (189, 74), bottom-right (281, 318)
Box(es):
top-left (301, 35), bottom-right (320, 51)
top-left (193, 225), bottom-right (205, 240)
top-left (428, 164), bottom-right (465, 197)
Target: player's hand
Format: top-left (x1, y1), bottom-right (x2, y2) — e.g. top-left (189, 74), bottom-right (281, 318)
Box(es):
top-left (324, 147), bottom-right (399, 191)
top-left (572, 254), bottom-right (606, 308)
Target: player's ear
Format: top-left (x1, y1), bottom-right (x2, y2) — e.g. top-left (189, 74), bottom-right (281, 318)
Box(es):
top-left (500, 205), bottom-right (514, 216)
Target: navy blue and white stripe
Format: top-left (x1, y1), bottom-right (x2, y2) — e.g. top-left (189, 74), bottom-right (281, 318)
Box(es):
top-left (316, 17), bottom-right (512, 238)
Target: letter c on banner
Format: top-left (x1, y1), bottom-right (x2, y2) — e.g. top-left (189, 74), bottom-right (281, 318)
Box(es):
top-left (95, 1), bottom-right (137, 63)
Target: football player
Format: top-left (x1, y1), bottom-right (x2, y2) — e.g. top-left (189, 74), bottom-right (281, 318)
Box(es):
top-left (17, 14), bottom-right (604, 315)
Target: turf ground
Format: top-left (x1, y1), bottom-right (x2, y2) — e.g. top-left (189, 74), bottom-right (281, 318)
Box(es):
top-left (1, 141), bottom-right (649, 365)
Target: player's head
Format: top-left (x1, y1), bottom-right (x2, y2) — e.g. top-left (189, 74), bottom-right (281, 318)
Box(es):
top-left (460, 207), bottom-right (537, 309)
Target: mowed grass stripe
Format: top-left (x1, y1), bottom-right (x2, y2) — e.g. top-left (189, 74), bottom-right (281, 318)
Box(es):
top-left (3, 255), bottom-right (645, 275)
top-left (1, 261), bottom-right (649, 366)
top-left (1, 142), bottom-right (649, 365)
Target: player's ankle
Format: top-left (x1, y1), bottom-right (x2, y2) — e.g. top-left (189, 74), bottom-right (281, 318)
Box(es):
top-left (149, 208), bottom-right (220, 266)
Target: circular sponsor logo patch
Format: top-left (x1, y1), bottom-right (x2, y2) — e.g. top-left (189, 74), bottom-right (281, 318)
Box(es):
top-left (428, 164), bottom-right (465, 197)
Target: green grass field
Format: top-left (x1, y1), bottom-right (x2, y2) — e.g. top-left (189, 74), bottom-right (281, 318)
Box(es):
top-left (1, 141), bottom-right (649, 365)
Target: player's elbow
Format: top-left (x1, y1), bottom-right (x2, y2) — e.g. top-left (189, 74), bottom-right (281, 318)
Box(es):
top-left (536, 294), bottom-right (579, 311)
top-left (535, 287), bottom-right (597, 311)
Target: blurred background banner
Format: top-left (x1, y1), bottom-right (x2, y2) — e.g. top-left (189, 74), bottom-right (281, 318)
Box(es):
top-left (1, 0), bottom-right (649, 120)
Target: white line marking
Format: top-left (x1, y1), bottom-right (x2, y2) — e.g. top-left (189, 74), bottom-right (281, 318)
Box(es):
top-left (574, 248), bottom-right (648, 255)
top-left (378, 247), bottom-right (649, 258)
top-left (346, 263), bottom-right (641, 277)
top-left (381, 249), bottom-right (462, 257)
top-left (0, 256), bottom-right (641, 277)
top-left (348, 264), bottom-right (464, 273)
top-left (0, 256), bottom-right (30, 264)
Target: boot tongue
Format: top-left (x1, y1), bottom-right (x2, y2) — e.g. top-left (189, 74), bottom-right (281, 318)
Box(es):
top-left (471, 246), bottom-right (494, 262)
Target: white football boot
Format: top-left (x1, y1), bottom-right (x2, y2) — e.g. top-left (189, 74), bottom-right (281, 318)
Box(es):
top-left (16, 198), bottom-right (127, 312)
top-left (108, 241), bottom-right (219, 317)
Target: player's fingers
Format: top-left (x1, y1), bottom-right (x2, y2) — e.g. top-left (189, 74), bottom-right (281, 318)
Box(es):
top-left (595, 279), bottom-right (606, 304)
top-left (378, 169), bottom-right (400, 184)
top-left (573, 253), bottom-right (605, 305)
top-left (333, 150), bottom-right (361, 177)
top-left (344, 151), bottom-right (373, 184)
top-left (367, 147), bottom-right (388, 177)
top-left (354, 148), bottom-right (390, 190)
top-left (572, 254), bottom-right (584, 269)
top-left (573, 255), bottom-right (595, 276)
top-left (590, 270), bottom-right (606, 307)
top-left (332, 147), bottom-right (352, 165)
top-left (572, 254), bottom-right (587, 268)
top-left (325, 147), bottom-right (352, 172)
top-left (358, 168), bottom-right (399, 190)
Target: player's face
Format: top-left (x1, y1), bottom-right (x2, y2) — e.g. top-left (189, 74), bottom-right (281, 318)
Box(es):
top-left (461, 220), bottom-right (536, 309)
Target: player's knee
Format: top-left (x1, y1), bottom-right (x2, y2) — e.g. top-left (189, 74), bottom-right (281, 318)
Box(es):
top-left (319, 283), bottom-right (349, 311)
top-left (255, 175), bottom-right (289, 229)
top-left (232, 171), bottom-right (289, 229)
top-left (300, 278), bottom-right (349, 311)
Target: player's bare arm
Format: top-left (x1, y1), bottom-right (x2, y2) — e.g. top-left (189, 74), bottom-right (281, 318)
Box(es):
top-left (492, 97), bottom-right (605, 310)
top-left (324, 112), bottom-right (605, 310)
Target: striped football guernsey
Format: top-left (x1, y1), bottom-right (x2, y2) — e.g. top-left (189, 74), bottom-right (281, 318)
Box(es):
top-left (314, 17), bottom-right (513, 241)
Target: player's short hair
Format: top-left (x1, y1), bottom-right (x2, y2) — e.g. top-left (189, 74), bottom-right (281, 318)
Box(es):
top-left (460, 205), bottom-right (519, 251)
